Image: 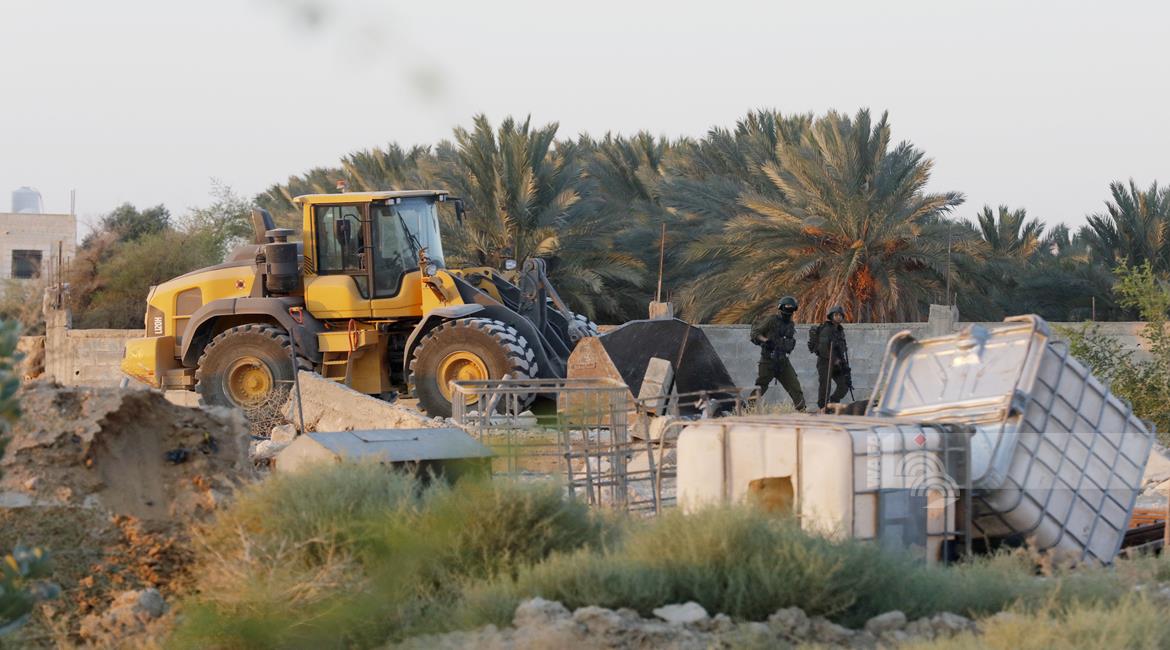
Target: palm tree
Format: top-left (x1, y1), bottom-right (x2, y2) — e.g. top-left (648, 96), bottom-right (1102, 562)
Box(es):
top-left (579, 132), bottom-right (672, 321)
top-left (434, 115), bottom-right (644, 319)
top-left (973, 205), bottom-right (1045, 259)
top-left (679, 108), bottom-right (965, 323)
top-left (657, 111), bottom-right (811, 317)
top-left (1083, 180), bottom-right (1170, 272)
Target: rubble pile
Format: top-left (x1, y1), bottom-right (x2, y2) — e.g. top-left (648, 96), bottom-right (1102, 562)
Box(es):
top-left (396, 598), bottom-right (980, 649)
top-left (0, 381), bottom-right (253, 521)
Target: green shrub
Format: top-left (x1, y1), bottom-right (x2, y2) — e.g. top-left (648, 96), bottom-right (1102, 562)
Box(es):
top-left (457, 508), bottom-right (1133, 632)
top-left (174, 466), bottom-right (608, 649)
top-left (911, 595), bottom-right (1170, 649)
top-left (1061, 261), bottom-right (1170, 439)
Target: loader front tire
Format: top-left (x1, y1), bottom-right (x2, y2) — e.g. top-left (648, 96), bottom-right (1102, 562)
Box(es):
top-left (195, 324), bottom-right (310, 410)
top-left (409, 317), bottom-right (538, 418)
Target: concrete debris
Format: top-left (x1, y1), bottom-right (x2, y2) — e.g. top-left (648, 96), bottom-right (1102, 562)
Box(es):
top-left (1142, 444), bottom-right (1170, 488)
top-left (652, 601), bottom-right (708, 625)
top-left (0, 382), bottom-right (253, 521)
top-left (283, 371), bottom-right (447, 432)
top-left (250, 438), bottom-right (291, 462)
top-left (394, 600), bottom-right (979, 649)
top-left (270, 422), bottom-right (298, 444)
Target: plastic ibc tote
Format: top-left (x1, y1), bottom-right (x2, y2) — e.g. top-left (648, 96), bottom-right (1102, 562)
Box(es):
top-left (867, 315), bottom-right (1153, 563)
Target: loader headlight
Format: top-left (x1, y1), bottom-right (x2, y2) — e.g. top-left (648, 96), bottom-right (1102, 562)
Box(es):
top-left (504, 259), bottom-right (517, 271)
top-left (424, 262), bottom-right (439, 277)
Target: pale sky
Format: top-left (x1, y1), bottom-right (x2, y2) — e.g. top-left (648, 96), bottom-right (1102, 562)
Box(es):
top-left (2, 0), bottom-right (1167, 237)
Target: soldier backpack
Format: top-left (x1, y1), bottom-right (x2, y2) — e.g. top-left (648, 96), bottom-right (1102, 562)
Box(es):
top-left (806, 324), bottom-right (821, 354)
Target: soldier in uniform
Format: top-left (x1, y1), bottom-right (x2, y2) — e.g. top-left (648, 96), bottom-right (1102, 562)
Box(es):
top-left (815, 305), bottom-right (852, 410)
top-left (750, 296), bottom-right (806, 411)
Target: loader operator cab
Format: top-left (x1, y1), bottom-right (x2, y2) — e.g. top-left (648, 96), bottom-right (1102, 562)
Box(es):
top-left (311, 194), bottom-right (449, 299)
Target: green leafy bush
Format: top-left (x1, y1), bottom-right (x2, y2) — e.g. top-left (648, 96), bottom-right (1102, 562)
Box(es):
top-left (173, 465), bottom-right (605, 649)
top-left (1061, 261), bottom-right (1170, 438)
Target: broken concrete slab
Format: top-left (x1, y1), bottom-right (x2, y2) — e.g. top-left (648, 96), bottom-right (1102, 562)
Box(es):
top-left (274, 427), bottom-right (492, 480)
top-left (283, 371), bottom-right (446, 432)
top-left (1143, 443), bottom-right (1170, 486)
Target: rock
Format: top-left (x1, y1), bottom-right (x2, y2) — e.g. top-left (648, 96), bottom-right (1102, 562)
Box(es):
top-left (572, 605), bottom-right (624, 635)
top-left (810, 616), bottom-right (854, 644)
top-left (652, 601), bottom-right (709, 625)
top-left (21, 476), bottom-right (38, 492)
top-left (78, 588), bottom-right (167, 645)
top-left (931, 611), bottom-right (975, 636)
top-left (513, 597), bottom-right (570, 628)
top-left (905, 617), bottom-right (936, 640)
top-left (768, 606), bottom-right (811, 638)
top-left (864, 610), bottom-right (907, 636)
top-left (270, 423), bottom-right (297, 444)
top-left (1145, 444), bottom-right (1170, 484)
top-left (708, 613), bottom-right (734, 633)
top-left (137, 588), bottom-right (166, 619)
top-left (251, 438), bottom-right (290, 461)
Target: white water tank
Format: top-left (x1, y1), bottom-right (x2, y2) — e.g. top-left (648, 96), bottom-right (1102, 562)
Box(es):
top-left (11, 186), bottom-right (43, 213)
top-left (677, 415), bottom-right (960, 563)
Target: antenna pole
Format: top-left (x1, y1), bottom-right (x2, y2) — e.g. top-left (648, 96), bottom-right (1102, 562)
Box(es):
top-left (656, 222), bottom-right (666, 303)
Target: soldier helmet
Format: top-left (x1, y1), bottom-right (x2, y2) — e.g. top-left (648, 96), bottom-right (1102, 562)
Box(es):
top-left (827, 305), bottom-right (846, 318)
top-left (777, 296), bottom-right (798, 312)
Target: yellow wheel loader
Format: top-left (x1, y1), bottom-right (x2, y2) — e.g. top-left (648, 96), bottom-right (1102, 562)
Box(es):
top-left (120, 189), bottom-right (735, 418)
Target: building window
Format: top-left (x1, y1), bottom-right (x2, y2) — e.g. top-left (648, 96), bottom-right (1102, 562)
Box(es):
top-left (12, 250), bottom-right (43, 279)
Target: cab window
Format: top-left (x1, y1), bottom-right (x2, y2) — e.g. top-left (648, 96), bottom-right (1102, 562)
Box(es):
top-left (314, 205), bottom-right (368, 296)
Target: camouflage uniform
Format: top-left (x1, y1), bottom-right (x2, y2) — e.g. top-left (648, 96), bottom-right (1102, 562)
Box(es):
top-left (750, 312), bottom-right (806, 411)
top-left (815, 318), bottom-right (851, 408)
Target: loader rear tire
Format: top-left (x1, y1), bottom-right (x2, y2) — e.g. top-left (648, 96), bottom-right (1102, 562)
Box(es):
top-left (409, 317), bottom-right (538, 418)
top-left (194, 324), bottom-right (311, 411)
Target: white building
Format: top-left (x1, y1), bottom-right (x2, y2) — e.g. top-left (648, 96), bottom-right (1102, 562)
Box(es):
top-left (0, 188), bottom-right (77, 281)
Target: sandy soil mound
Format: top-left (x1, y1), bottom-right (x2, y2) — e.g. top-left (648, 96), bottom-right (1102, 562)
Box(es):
top-left (0, 381), bottom-right (254, 521)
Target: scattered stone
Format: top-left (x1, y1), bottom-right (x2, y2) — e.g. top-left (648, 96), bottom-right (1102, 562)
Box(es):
top-left (136, 588), bottom-right (166, 619)
top-left (78, 588), bottom-right (168, 645)
top-left (573, 606), bottom-right (625, 635)
top-left (864, 610), bottom-right (907, 636)
top-left (811, 616), bottom-right (855, 644)
top-left (652, 601), bottom-right (709, 625)
top-left (513, 597), bottom-right (570, 628)
top-left (398, 601), bottom-right (977, 649)
top-left (250, 438), bottom-right (290, 462)
top-left (931, 611), bottom-right (975, 636)
top-left (905, 617), bottom-right (936, 641)
top-left (270, 422), bottom-right (298, 444)
top-left (769, 606), bottom-right (812, 638)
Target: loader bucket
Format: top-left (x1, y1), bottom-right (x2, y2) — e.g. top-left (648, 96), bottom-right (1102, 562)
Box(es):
top-left (567, 319), bottom-right (737, 414)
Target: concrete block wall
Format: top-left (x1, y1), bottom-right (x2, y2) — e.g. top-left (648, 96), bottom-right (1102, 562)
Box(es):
top-left (700, 314), bottom-right (1156, 410)
top-left (43, 309), bottom-right (143, 387)
top-left (699, 322), bottom-right (932, 408)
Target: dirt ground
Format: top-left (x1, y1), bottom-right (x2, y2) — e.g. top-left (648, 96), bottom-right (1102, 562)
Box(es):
top-left (0, 381), bottom-right (255, 646)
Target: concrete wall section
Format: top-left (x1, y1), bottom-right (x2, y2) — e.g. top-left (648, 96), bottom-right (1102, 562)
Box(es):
top-left (43, 310), bottom-right (143, 387)
top-left (701, 316), bottom-right (1157, 410)
top-left (699, 322), bottom-right (932, 408)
